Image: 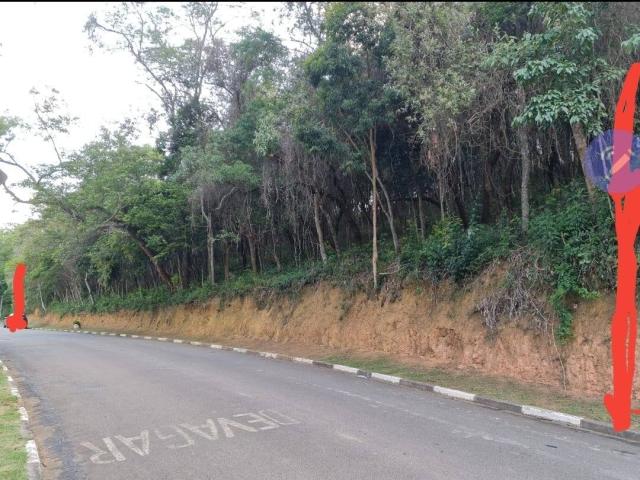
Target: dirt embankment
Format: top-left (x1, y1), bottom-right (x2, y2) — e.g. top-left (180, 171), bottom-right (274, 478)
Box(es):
top-left (34, 278), bottom-right (630, 399)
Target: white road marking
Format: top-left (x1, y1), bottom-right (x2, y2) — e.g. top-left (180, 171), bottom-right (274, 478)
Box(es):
top-left (334, 364), bottom-right (359, 374)
top-left (522, 405), bottom-right (582, 426)
top-left (26, 440), bottom-right (40, 464)
top-left (82, 439), bottom-right (126, 464)
top-left (81, 410), bottom-right (299, 465)
top-left (434, 386), bottom-right (476, 402)
top-left (19, 406), bottom-right (29, 422)
top-left (217, 417), bottom-right (257, 437)
top-left (294, 357), bottom-right (313, 364)
top-left (154, 426), bottom-right (194, 449)
top-left (115, 431), bottom-right (150, 456)
top-left (337, 432), bottom-right (365, 444)
top-left (234, 413), bottom-right (279, 430)
top-left (371, 372), bottom-right (401, 384)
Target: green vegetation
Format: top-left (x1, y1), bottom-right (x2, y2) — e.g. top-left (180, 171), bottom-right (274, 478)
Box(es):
top-left (0, 371), bottom-right (27, 480)
top-left (1, 3), bottom-right (639, 340)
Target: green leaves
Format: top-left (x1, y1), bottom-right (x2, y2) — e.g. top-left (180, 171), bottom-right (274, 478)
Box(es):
top-left (492, 2), bottom-right (621, 135)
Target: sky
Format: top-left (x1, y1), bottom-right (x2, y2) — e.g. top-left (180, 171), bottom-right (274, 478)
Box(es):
top-left (0, 1), bottom-right (287, 228)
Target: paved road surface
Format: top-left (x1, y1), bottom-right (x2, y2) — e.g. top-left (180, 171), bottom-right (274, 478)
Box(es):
top-left (1, 329), bottom-right (639, 479)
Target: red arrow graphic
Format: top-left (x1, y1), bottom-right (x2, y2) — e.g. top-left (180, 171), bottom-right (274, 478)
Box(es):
top-left (604, 63), bottom-right (640, 431)
top-left (5, 263), bottom-right (27, 333)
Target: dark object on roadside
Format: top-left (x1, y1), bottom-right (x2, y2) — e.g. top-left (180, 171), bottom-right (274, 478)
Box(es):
top-left (2, 314), bottom-right (28, 329)
top-left (73, 320), bottom-right (81, 330)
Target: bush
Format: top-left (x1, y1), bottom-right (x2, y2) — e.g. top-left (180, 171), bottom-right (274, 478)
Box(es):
top-left (528, 182), bottom-right (614, 339)
top-left (403, 216), bottom-right (515, 282)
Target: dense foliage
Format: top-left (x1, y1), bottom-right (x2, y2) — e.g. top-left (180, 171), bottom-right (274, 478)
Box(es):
top-left (1, 2), bottom-right (639, 339)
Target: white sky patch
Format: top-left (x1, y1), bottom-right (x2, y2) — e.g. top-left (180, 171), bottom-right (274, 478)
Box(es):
top-left (0, 2), bottom-right (291, 227)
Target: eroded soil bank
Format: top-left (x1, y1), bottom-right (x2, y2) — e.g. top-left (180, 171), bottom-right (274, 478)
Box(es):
top-left (33, 280), bottom-right (634, 400)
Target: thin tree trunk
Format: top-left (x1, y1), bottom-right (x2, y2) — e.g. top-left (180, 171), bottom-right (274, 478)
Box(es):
top-left (120, 226), bottom-right (174, 291)
top-left (201, 193), bottom-right (215, 285)
top-left (313, 192), bottom-right (328, 263)
top-left (270, 222), bottom-right (281, 271)
top-left (438, 167), bottom-right (445, 221)
top-left (516, 87), bottom-right (531, 233)
top-left (38, 283), bottom-right (46, 313)
top-left (376, 173), bottom-right (400, 254)
top-left (417, 192), bottom-right (426, 240)
top-left (320, 204), bottom-right (340, 255)
top-left (84, 274), bottom-right (94, 305)
top-left (208, 235), bottom-right (215, 285)
top-left (248, 234), bottom-right (258, 274)
top-left (571, 122), bottom-right (595, 200)
top-left (224, 242), bottom-right (230, 281)
top-left (369, 128), bottom-right (378, 290)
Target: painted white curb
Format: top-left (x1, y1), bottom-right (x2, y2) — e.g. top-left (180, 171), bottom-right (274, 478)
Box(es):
top-left (26, 439), bottom-right (40, 464)
top-left (334, 364), bottom-right (359, 374)
top-left (371, 372), bottom-right (401, 384)
top-left (434, 386), bottom-right (476, 401)
top-left (522, 405), bottom-right (582, 426)
top-left (294, 357), bottom-right (313, 364)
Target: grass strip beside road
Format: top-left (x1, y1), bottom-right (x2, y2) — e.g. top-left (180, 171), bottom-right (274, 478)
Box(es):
top-left (323, 354), bottom-right (640, 429)
top-left (0, 368), bottom-right (27, 480)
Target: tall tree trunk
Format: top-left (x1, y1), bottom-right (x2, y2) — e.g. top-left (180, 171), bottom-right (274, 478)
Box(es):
top-left (376, 174), bottom-right (400, 254)
top-left (270, 221), bottom-right (281, 271)
top-left (201, 194), bottom-right (215, 285)
top-left (208, 235), bottom-right (215, 285)
top-left (116, 224), bottom-right (174, 291)
top-left (516, 87), bottom-right (531, 233)
top-left (84, 273), bottom-right (94, 305)
top-left (320, 204), bottom-right (340, 256)
top-left (224, 242), bottom-right (230, 281)
top-left (38, 283), bottom-right (46, 313)
top-left (248, 234), bottom-right (258, 274)
top-left (313, 192), bottom-right (328, 263)
top-left (438, 167), bottom-right (445, 221)
top-left (417, 192), bottom-right (426, 240)
top-left (571, 122), bottom-right (595, 200)
top-left (369, 128), bottom-right (378, 290)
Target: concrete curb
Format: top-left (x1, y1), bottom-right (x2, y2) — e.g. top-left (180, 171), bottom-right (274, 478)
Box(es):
top-left (0, 358), bottom-right (43, 480)
top-left (33, 326), bottom-right (640, 445)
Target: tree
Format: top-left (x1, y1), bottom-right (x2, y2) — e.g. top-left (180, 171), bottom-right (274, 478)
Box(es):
top-left (304, 2), bottom-right (400, 288)
top-left (86, 2), bottom-right (224, 172)
top-left (490, 3), bottom-right (624, 200)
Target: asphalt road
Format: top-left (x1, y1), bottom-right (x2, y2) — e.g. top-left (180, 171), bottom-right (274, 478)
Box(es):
top-left (1, 329), bottom-right (640, 480)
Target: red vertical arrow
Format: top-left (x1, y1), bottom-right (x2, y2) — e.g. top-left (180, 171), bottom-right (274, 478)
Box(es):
top-left (6, 263), bottom-right (27, 333)
top-left (604, 63), bottom-right (640, 432)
